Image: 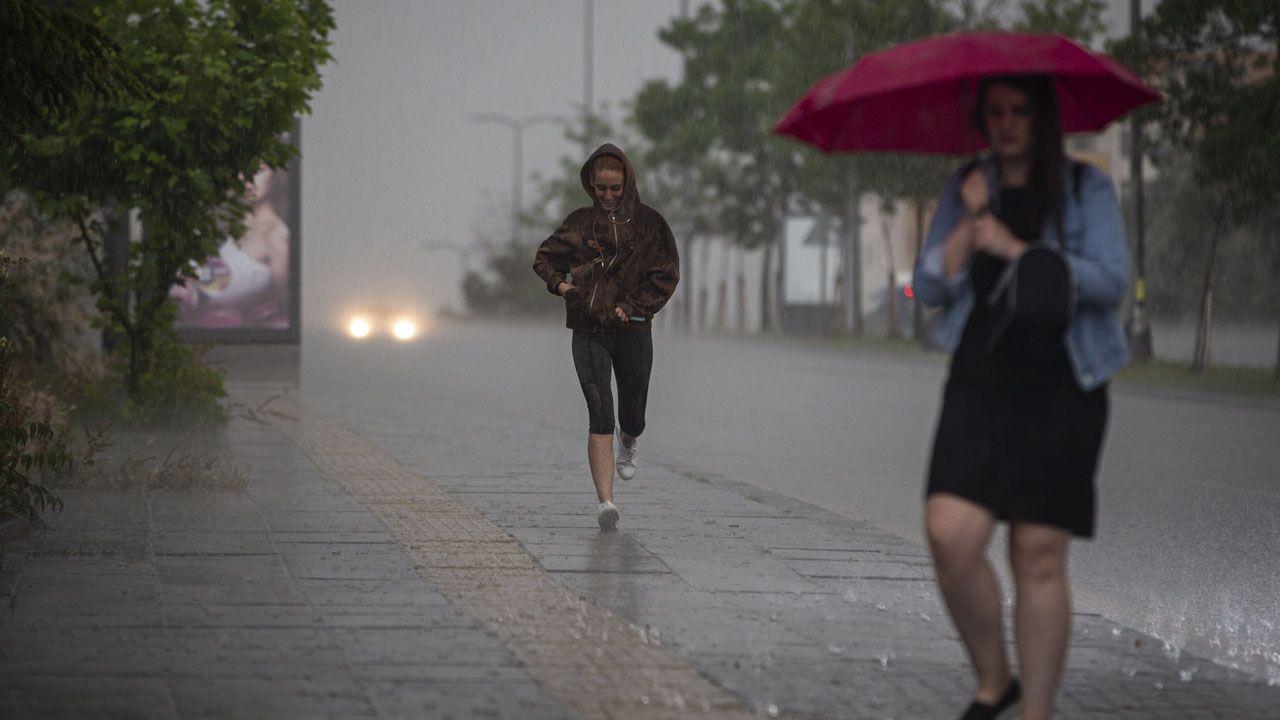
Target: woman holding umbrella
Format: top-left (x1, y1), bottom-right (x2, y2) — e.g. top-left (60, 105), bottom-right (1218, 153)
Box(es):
top-left (912, 74), bottom-right (1130, 720)
top-left (775, 32), bottom-right (1155, 719)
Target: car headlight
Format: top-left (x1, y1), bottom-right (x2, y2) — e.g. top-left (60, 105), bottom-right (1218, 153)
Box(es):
top-left (348, 317), bottom-right (372, 339)
top-left (391, 319), bottom-right (416, 341)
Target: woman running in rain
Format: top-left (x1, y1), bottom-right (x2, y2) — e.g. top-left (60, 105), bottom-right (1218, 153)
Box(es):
top-left (533, 143), bottom-right (680, 531)
top-left (913, 75), bottom-right (1129, 720)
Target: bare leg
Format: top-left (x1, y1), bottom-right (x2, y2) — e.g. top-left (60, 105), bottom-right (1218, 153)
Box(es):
top-left (587, 433), bottom-right (614, 502)
top-left (1009, 521), bottom-right (1072, 720)
top-left (926, 493), bottom-right (1014, 704)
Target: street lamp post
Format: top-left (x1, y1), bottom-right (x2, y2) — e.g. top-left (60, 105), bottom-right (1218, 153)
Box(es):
top-left (1126, 0), bottom-right (1153, 360)
top-left (471, 113), bottom-right (558, 243)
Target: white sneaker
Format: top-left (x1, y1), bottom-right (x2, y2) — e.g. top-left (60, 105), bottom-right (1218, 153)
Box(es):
top-left (616, 441), bottom-right (637, 481)
top-left (597, 501), bottom-right (619, 531)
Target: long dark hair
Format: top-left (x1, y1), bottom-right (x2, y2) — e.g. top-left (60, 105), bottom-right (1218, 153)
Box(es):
top-left (973, 74), bottom-right (1066, 240)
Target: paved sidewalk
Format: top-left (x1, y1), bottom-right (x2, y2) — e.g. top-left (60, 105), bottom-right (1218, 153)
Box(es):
top-left (2, 384), bottom-right (1278, 719)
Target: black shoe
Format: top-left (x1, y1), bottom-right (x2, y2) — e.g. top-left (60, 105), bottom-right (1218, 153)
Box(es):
top-left (958, 678), bottom-right (1020, 720)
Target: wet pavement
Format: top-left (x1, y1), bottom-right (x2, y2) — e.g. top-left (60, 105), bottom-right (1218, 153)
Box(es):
top-left (3, 323), bottom-right (1279, 718)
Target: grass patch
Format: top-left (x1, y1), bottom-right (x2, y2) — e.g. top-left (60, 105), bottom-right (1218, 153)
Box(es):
top-left (48, 424), bottom-right (248, 492)
top-left (731, 331), bottom-right (1279, 399)
top-left (1115, 359), bottom-right (1280, 400)
top-left (737, 330), bottom-right (943, 360)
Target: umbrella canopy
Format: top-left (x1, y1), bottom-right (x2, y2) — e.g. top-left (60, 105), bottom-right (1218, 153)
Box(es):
top-left (774, 32), bottom-right (1161, 155)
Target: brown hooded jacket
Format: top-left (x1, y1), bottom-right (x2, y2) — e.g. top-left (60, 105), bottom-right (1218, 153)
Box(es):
top-left (532, 144), bottom-right (680, 331)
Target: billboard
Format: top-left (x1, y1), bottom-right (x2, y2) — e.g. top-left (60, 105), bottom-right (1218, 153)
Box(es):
top-left (171, 133), bottom-right (301, 343)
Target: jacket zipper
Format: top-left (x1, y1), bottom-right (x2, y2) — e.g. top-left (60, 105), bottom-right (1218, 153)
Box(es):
top-left (588, 216), bottom-right (620, 312)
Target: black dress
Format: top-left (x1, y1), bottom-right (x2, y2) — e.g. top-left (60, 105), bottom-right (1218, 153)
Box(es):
top-left (926, 187), bottom-right (1108, 537)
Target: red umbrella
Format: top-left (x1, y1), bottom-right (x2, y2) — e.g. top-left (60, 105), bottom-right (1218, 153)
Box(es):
top-left (774, 32), bottom-right (1161, 155)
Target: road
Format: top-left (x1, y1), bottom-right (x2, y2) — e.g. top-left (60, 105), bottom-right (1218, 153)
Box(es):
top-left (297, 319), bottom-right (1280, 684)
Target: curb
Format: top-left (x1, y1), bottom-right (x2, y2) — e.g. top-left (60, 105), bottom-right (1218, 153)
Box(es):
top-left (0, 513), bottom-right (31, 543)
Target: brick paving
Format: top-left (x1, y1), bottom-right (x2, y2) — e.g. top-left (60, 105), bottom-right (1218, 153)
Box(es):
top-left (276, 395), bottom-right (757, 719)
top-left (295, 384), bottom-right (1280, 720)
top-left (1, 381), bottom-right (1278, 719)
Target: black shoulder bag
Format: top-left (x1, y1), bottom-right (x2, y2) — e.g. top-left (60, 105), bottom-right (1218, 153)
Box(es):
top-left (983, 163), bottom-right (1085, 362)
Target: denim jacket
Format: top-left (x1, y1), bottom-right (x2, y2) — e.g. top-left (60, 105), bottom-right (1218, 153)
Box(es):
top-left (911, 156), bottom-right (1130, 391)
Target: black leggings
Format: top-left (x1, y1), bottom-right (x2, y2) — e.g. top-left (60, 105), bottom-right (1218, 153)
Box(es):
top-left (571, 329), bottom-right (653, 436)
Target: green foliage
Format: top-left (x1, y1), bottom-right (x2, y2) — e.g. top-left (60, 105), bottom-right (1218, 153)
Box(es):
top-left (462, 239), bottom-right (559, 318)
top-left (525, 106), bottom-right (632, 232)
top-left (1116, 0), bottom-right (1280, 222)
top-left (0, 391), bottom-right (69, 523)
top-left (77, 326), bottom-right (228, 429)
top-left (1112, 0), bottom-right (1279, 370)
top-left (0, 0), bottom-right (149, 144)
top-left (634, 0), bottom-right (1109, 233)
top-left (0, 192), bottom-right (98, 380)
top-left (624, 0), bottom-right (1105, 332)
top-left (1138, 154), bottom-right (1280, 320)
top-left (0, 253), bottom-right (68, 523)
top-left (635, 0), bottom-right (795, 250)
top-left (1, 0), bottom-right (334, 401)
top-left (1014, 0), bottom-right (1106, 44)
top-left (778, 0), bottom-right (947, 209)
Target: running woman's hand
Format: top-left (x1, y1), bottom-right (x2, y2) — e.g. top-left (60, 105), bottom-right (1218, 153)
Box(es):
top-left (557, 282), bottom-right (575, 296)
top-left (614, 306), bottom-right (628, 321)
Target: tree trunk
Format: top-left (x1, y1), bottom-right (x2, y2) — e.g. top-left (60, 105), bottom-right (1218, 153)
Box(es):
top-left (1273, 309), bottom-right (1279, 383)
top-left (820, 228), bottom-right (830, 334)
top-left (1273, 316), bottom-right (1280, 382)
top-left (736, 250), bottom-right (747, 335)
top-left (681, 235), bottom-right (695, 331)
top-left (696, 286), bottom-right (708, 333)
top-left (913, 199), bottom-right (927, 344)
top-left (772, 264), bottom-right (783, 334)
top-left (126, 326), bottom-right (143, 398)
top-left (1192, 197), bottom-right (1228, 373)
top-left (714, 239), bottom-right (728, 333)
top-left (845, 186), bottom-right (864, 337)
top-left (882, 215), bottom-right (900, 339)
top-left (696, 231), bottom-right (713, 333)
top-left (759, 237), bottom-right (771, 333)
top-left (831, 272), bottom-right (845, 335)
top-left (760, 235), bottom-right (776, 334)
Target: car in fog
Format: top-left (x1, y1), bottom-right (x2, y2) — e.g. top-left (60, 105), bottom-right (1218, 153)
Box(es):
top-left (343, 306), bottom-right (424, 342)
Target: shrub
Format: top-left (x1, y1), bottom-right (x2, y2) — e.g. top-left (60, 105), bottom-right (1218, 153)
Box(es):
top-left (76, 328), bottom-right (228, 430)
top-left (0, 338), bottom-right (68, 522)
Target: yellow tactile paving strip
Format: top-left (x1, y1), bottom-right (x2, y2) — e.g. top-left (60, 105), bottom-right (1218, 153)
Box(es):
top-left (257, 394), bottom-right (760, 719)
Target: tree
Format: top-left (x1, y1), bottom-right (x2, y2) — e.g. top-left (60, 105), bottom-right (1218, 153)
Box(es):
top-left (777, 0), bottom-right (946, 336)
top-left (635, 0), bottom-right (798, 333)
top-left (635, 0), bottom-right (1107, 340)
top-left (0, 0), bottom-right (148, 146)
top-left (1116, 0), bottom-right (1279, 374)
top-left (2, 0), bottom-right (333, 402)
top-left (0, 252), bottom-right (69, 523)
top-left (1014, 0), bottom-right (1105, 43)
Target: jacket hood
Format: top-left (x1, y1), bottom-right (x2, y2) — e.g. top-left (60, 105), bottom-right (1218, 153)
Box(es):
top-left (580, 143), bottom-right (640, 220)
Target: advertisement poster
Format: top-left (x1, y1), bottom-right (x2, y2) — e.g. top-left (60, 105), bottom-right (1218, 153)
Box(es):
top-left (172, 138), bottom-right (301, 343)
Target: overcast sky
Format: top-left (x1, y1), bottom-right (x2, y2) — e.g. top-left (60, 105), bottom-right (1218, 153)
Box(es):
top-left (301, 0), bottom-right (1148, 321)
